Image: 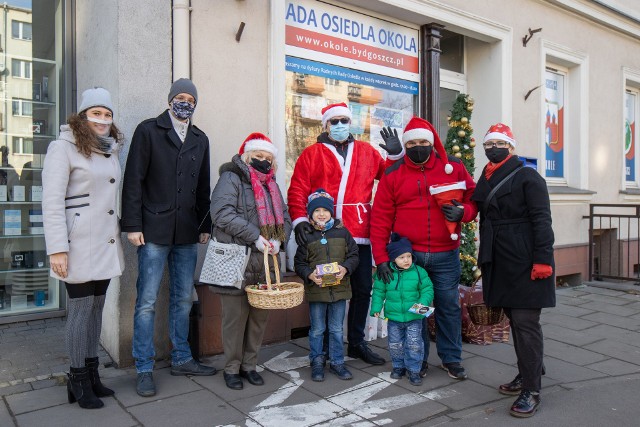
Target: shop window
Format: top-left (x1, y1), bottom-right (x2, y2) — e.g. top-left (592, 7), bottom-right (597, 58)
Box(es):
top-left (542, 41), bottom-right (588, 189)
top-left (623, 68), bottom-right (640, 192)
top-left (11, 20), bottom-right (32, 41)
top-left (11, 59), bottom-right (32, 79)
top-left (440, 30), bottom-right (464, 74)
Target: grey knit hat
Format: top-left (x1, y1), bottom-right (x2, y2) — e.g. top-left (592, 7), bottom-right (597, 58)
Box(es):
top-left (78, 87), bottom-right (113, 113)
top-left (168, 78), bottom-right (198, 104)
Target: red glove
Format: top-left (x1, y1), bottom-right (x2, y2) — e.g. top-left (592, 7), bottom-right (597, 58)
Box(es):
top-left (531, 264), bottom-right (553, 280)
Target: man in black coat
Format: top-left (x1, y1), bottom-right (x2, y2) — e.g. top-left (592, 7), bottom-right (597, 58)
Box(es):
top-left (471, 123), bottom-right (555, 418)
top-left (122, 78), bottom-right (215, 398)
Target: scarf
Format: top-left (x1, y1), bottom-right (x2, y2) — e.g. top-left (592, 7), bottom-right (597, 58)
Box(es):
top-left (310, 217), bottom-right (334, 232)
top-left (96, 135), bottom-right (116, 154)
top-left (248, 166), bottom-right (286, 242)
top-left (484, 154), bottom-right (512, 180)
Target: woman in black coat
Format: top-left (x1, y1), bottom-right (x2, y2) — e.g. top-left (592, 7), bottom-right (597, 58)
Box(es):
top-left (471, 123), bottom-right (555, 419)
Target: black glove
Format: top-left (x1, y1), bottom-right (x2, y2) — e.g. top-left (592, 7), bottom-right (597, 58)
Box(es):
top-left (294, 222), bottom-right (314, 246)
top-left (376, 262), bottom-right (393, 285)
top-left (378, 126), bottom-right (402, 156)
top-left (441, 199), bottom-right (464, 222)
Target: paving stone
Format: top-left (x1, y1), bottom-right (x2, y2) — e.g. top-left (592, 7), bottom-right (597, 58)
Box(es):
top-left (578, 301), bottom-right (639, 317)
top-left (417, 378), bottom-right (499, 411)
top-left (584, 324), bottom-right (640, 347)
top-left (457, 342), bottom-right (516, 366)
top-left (585, 358), bottom-right (640, 376)
top-left (129, 389), bottom-right (243, 427)
top-left (581, 311), bottom-right (640, 330)
top-left (31, 378), bottom-right (60, 390)
top-left (555, 294), bottom-right (590, 306)
top-left (584, 339), bottom-right (640, 365)
top-left (0, 383), bottom-right (31, 397)
top-left (15, 397), bottom-right (136, 427)
top-left (6, 384), bottom-right (67, 415)
top-left (542, 324), bottom-right (603, 347)
top-left (0, 399), bottom-right (15, 427)
top-left (582, 286), bottom-right (626, 297)
top-left (543, 338), bottom-right (608, 366)
top-left (542, 357), bottom-right (608, 383)
top-left (552, 303), bottom-right (595, 317)
top-left (539, 312), bottom-right (599, 330)
top-left (581, 293), bottom-right (633, 306)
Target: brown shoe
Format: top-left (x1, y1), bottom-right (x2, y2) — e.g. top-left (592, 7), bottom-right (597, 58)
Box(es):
top-left (509, 390), bottom-right (540, 418)
top-left (499, 373), bottom-right (523, 395)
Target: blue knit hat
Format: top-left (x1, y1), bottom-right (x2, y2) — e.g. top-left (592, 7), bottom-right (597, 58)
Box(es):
top-left (387, 233), bottom-right (413, 261)
top-left (307, 188), bottom-right (334, 217)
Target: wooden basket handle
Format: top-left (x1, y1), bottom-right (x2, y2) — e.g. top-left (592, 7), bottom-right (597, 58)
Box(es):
top-left (262, 249), bottom-right (281, 290)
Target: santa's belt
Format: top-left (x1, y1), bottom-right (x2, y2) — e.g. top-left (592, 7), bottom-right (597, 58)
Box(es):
top-left (338, 202), bottom-right (370, 224)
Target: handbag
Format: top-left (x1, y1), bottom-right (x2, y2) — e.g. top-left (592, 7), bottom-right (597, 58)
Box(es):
top-left (199, 180), bottom-right (251, 288)
top-left (199, 239), bottom-right (251, 288)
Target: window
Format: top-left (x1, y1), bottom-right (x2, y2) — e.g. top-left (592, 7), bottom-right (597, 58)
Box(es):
top-left (12, 137), bottom-right (33, 155)
top-left (11, 58), bottom-right (32, 79)
top-left (623, 68), bottom-right (640, 191)
top-left (11, 20), bottom-right (32, 41)
top-left (544, 67), bottom-right (566, 179)
top-left (12, 99), bottom-right (32, 117)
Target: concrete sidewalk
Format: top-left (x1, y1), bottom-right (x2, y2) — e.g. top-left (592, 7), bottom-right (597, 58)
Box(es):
top-left (1, 284), bottom-right (640, 426)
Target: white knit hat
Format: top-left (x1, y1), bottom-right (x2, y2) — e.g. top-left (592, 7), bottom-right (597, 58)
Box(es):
top-left (78, 87), bottom-right (113, 113)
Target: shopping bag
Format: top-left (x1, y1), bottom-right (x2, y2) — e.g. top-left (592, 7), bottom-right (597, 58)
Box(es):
top-left (199, 239), bottom-right (250, 288)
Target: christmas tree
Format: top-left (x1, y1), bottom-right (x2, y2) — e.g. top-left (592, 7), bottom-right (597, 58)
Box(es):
top-left (444, 94), bottom-right (480, 286)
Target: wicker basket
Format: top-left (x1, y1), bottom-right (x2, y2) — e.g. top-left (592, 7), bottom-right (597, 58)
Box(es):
top-left (246, 251), bottom-right (304, 310)
top-left (467, 304), bottom-right (505, 326)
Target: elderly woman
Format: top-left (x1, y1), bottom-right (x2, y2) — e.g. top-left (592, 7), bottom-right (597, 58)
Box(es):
top-left (210, 132), bottom-right (292, 390)
top-left (471, 123), bottom-right (555, 418)
top-left (42, 88), bottom-right (125, 409)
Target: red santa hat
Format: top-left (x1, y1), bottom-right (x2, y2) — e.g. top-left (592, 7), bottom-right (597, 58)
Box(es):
top-left (238, 132), bottom-right (278, 156)
top-left (321, 102), bottom-right (352, 127)
top-left (484, 123), bottom-right (516, 147)
top-left (402, 116), bottom-right (453, 174)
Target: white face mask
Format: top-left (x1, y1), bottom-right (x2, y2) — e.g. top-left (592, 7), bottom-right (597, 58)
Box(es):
top-left (87, 117), bottom-right (113, 126)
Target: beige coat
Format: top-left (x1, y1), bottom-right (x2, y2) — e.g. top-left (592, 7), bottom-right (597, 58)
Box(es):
top-left (42, 125), bottom-right (125, 284)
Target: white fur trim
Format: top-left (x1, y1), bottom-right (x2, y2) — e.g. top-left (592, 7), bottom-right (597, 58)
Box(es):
top-left (244, 139), bottom-right (278, 156)
top-left (387, 145), bottom-right (405, 161)
top-left (429, 181), bottom-right (466, 195)
top-left (291, 217), bottom-right (309, 228)
top-left (402, 128), bottom-right (434, 145)
top-left (484, 131), bottom-right (516, 147)
top-left (322, 106), bottom-right (352, 126)
top-left (445, 163), bottom-right (454, 174)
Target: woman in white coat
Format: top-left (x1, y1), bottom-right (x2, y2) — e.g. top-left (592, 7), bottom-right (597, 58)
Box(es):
top-left (42, 87), bottom-right (125, 409)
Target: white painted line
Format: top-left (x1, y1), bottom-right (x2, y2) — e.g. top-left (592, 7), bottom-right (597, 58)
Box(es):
top-left (420, 388), bottom-right (460, 400)
top-left (262, 350), bottom-right (310, 373)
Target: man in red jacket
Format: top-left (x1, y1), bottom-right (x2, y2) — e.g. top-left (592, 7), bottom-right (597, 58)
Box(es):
top-left (370, 116), bottom-right (478, 380)
top-left (288, 102), bottom-right (403, 365)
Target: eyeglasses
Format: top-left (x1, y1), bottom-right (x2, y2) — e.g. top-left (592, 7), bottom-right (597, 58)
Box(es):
top-left (329, 118), bottom-right (351, 125)
top-left (483, 141), bottom-right (509, 149)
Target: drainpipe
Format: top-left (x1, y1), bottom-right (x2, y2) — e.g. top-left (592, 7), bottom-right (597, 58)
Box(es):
top-left (172, 0), bottom-right (191, 80)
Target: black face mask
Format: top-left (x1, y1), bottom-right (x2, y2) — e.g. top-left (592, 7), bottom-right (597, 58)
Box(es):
top-left (250, 158), bottom-right (272, 174)
top-left (406, 146), bottom-right (432, 164)
top-left (485, 147), bottom-right (510, 164)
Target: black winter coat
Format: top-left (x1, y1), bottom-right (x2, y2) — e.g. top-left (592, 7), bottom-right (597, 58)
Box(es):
top-left (121, 110), bottom-right (212, 244)
top-left (471, 156), bottom-right (555, 308)
top-left (209, 155), bottom-right (292, 296)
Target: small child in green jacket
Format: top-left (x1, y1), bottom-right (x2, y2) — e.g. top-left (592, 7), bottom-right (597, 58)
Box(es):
top-left (370, 233), bottom-right (434, 386)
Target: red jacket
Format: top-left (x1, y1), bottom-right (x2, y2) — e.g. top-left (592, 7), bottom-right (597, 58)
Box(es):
top-left (370, 153), bottom-right (478, 263)
top-left (288, 135), bottom-right (391, 244)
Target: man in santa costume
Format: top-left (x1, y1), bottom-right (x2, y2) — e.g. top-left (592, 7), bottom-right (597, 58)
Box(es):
top-left (370, 116), bottom-right (478, 380)
top-left (288, 102), bottom-right (403, 365)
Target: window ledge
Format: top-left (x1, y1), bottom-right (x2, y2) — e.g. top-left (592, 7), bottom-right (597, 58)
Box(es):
top-left (548, 186), bottom-right (595, 203)
top-left (620, 188), bottom-right (640, 201)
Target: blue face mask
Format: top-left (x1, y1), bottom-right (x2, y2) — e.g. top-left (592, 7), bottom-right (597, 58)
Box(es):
top-left (171, 101), bottom-right (195, 120)
top-left (329, 123), bottom-right (350, 142)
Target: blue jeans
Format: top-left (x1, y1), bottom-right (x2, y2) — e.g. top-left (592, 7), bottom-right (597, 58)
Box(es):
top-left (309, 300), bottom-right (346, 365)
top-left (387, 319), bottom-right (423, 373)
top-left (414, 248), bottom-right (462, 364)
top-left (347, 244), bottom-right (373, 346)
top-left (133, 242), bottom-right (197, 372)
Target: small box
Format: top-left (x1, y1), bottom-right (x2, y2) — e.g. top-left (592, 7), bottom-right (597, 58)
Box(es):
top-left (30, 186), bottom-right (42, 202)
top-left (315, 262), bottom-right (340, 286)
top-left (32, 119), bottom-right (45, 135)
top-left (11, 294), bottom-right (27, 309)
top-left (408, 303), bottom-right (435, 317)
top-left (12, 185), bottom-right (25, 202)
top-left (4, 210), bottom-right (21, 235)
top-left (0, 185), bottom-right (6, 202)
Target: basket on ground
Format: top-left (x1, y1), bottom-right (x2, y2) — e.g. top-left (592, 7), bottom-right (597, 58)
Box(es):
top-left (246, 251), bottom-right (304, 310)
top-left (467, 303), bottom-right (504, 326)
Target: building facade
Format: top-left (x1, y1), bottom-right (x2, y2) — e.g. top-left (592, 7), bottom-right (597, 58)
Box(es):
top-left (3, 0), bottom-right (640, 367)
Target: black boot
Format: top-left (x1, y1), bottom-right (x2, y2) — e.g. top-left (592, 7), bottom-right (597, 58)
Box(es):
top-left (67, 367), bottom-right (104, 409)
top-left (85, 357), bottom-right (114, 397)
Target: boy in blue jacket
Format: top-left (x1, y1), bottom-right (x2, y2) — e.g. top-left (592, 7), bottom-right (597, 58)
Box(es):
top-left (370, 234), bottom-right (434, 386)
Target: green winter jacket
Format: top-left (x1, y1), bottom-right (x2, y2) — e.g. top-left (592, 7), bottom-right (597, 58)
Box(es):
top-left (370, 263), bottom-right (434, 322)
top-left (294, 220), bottom-right (359, 303)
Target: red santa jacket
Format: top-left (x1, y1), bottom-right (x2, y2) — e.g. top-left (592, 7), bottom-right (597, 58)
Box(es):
top-left (370, 153), bottom-right (478, 263)
top-left (288, 135), bottom-right (390, 244)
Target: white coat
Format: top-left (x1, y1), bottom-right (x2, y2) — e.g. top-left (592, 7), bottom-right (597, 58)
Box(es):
top-left (42, 125), bottom-right (125, 284)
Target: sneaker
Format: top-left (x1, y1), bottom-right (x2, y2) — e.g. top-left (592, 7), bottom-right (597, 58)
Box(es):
top-left (136, 372), bottom-right (156, 397)
top-left (390, 368), bottom-right (406, 379)
top-left (499, 373), bottom-right (523, 396)
top-left (311, 357), bottom-right (325, 382)
top-left (329, 364), bottom-right (353, 380)
top-left (441, 363), bottom-right (467, 380)
top-left (347, 343), bottom-right (385, 365)
top-left (171, 359), bottom-right (217, 376)
top-left (408, 371), bottom-right (423, 386)
top-left (509, 390), bottom-right (540, 418)
top-left (419, 361), bottom-right (429, 378)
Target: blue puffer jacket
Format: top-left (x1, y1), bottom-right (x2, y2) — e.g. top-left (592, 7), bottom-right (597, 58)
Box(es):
top-left (370, 263), bottom-right (434, 323)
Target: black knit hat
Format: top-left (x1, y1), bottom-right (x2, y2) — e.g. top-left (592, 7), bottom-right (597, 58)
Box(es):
top-left (307, 188), bottom-right (335, 217)
top-left (387, 233), bottom-right (413, 261)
